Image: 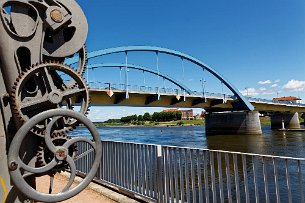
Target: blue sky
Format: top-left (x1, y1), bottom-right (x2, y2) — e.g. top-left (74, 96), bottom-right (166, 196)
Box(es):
top-left (75, 0), bottom-right (305, 121)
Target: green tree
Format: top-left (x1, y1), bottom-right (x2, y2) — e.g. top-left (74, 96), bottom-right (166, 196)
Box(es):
top-left (138, 115), bottom-right (143, 121)
top-left (152, 112), bottom-right (160, 121)
top-left (130, 114), bottom-right (138, 121)
top-left (143, 112), bottom-right (151, 121)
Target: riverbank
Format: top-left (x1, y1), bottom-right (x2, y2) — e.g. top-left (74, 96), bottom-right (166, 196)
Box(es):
top-left (95, 119), bottom-right (205, 127)
top-left (94, 117), bottom-right (278, 127)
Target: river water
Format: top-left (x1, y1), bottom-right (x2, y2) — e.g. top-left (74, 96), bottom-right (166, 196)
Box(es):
top-left (73, 125), bottom-right (305, 157)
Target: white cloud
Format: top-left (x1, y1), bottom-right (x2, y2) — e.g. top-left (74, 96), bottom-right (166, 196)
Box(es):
top-left (283, 80), bottom-right (305, 92)
top-left (240, 88), bottom-right (260, 96)
top-left (240, 87), bottom-right (276, 97)
top-left (258, 80), bottom-right (272, 85)
top-left (271, 84), bottom-right (278, 88)
top-left (262, 92), bottom-right (275, 95)
top-left (274, 79), bottom-right (281, 83)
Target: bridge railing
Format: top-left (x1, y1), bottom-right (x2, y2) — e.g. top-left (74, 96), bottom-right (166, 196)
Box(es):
top-left (88, 82), bottom-right (230, 98)
top-left (75, 140), bottom-right (305, 203)
top-left (87, 82), bottom-right (305, 106)
top-left (246, 97), bottom-right (305, 107)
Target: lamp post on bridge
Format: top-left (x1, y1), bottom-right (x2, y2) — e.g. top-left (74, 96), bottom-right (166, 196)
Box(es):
top-left (200, 78), bottom-right (206, 98)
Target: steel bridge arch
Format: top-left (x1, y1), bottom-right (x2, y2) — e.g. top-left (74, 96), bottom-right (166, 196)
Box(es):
top-left (66, 46), bottom-right (254, 111)
top-left (87, 63), bottom-right (193, 94)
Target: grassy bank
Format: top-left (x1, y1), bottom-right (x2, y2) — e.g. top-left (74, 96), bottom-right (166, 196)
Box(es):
top-left (95, 116), bottom-right (302, 127)
top-left (95, 119), bottom-right (204, 127)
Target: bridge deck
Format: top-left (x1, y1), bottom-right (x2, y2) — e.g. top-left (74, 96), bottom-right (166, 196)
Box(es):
top-left (89, 88), bottom-right (305, 113)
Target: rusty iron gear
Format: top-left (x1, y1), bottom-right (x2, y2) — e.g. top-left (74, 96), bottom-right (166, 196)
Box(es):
top-left (11, 62), bottom-right (90, 135)
top-left (44, 45), bottom-right (88, 77)
top-left (36, 132), bottom-right (77, 173)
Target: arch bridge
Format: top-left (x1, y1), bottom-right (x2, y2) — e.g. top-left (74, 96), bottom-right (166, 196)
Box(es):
top-left (67, 46), bottom-right (305, 134)
top-left (67, 46), bottom-right (254, 112)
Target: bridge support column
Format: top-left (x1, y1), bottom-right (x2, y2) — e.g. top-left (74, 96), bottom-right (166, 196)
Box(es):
top-left (205, 111), bottom-right (262, 135)
top-left (271, 112), bottom-right (300, 129)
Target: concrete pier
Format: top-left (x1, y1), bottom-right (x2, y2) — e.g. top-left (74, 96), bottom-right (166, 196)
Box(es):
top-left (271, 112), bottom-right (300, 129)
top-left (205, 111), bottom-right (262, 135)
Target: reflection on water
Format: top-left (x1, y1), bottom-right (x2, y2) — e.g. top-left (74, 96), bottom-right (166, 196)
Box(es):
top-left (70, 125), bottom-right (305, 157)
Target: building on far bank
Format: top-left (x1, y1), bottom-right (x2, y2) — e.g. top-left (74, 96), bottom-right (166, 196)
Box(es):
top-left (163, 108), bottom-right (179, 113)
top-left (162, 108), bottom-right (194, 120)
top-left (272, 96), bottom-right (301, 104)
top-left (181, 110), bottom-right (194, 120)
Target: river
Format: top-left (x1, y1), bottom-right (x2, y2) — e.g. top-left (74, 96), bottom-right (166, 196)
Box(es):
top-left (72, 125), bottom-right (305, 157)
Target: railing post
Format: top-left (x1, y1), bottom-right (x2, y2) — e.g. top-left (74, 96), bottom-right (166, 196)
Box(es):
top-left (157, 145), bottom-right (164, 203)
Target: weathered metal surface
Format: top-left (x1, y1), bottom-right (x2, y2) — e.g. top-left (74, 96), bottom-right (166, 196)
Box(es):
top-left (0, 0), bottom-right (100, 202)
top-left (8, 109), bottom-right (102, 202)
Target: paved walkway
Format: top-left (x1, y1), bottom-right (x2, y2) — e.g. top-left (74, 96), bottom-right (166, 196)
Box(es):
top-left (36, 174), bottom-right (119, 203)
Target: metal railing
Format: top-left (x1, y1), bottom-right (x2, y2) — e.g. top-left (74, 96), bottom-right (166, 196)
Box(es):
top-left (75, 140), bottom-right (305, 203)
top-left (75, 141), bottom-right (159, 201)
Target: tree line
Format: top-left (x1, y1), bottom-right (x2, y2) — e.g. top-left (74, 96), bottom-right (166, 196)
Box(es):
top-left (120, 111), bottom-right (182, 123)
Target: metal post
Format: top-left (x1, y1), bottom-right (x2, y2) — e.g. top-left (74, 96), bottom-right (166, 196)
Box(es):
top-left (125, 52), bottom-right (129, 99)
top-left (181, 57), bottom-right (185, 83)
top-left (120, 67), bottom-right (122, 84)
top-left (200, 77), bottom-right (206, 98)
top-left (157, 145), bottom-right (164, 203)
top-left (156, 51), bottom-right (160, 81)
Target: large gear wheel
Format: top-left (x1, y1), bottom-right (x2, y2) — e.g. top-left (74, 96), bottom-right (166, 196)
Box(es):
top-left (44, 45), bottom-right (88, 77)
top-left (11, 62), bottom-right (90, 135)
top-left (36, 132), bottom-right (77, 173)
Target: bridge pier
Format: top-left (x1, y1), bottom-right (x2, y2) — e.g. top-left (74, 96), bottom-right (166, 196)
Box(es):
top-left (205, 111), bottom-right (262, 135)
top-left (270, 112), bottom-right (300, 129)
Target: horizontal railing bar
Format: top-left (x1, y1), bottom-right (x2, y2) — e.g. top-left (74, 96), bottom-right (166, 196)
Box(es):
top-left (101, 139), bottom-right (161, 147)
top-left (82, 140), bottom-right (305, 161)
top-left (162, 145), bottom-right (305, 161)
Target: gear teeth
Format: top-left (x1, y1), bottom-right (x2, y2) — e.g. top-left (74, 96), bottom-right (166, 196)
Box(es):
top-left (11, 61), bottom-right (90, 136)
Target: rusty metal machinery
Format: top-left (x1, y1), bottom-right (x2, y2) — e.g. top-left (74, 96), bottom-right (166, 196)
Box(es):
top-left (0, 0), bottom-right (101, 202)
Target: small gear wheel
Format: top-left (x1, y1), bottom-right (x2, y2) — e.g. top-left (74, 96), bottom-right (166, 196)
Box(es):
top-left (66, 45), bottom-right (88, 88)
top-left (36, 132), bottom-right (77, 173)
top-left (11, 62), bottom-right (90, 135)
top-left (74, 45), bottom-right (88, 76)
